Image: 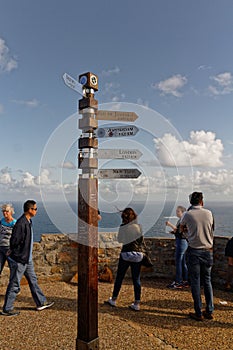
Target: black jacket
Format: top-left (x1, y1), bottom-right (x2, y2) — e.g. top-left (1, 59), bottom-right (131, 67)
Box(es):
top-left (10, 214), bottom-right (32, 264)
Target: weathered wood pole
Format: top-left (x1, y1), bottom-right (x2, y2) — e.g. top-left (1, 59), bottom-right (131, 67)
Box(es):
top-left (76, 72), bottom-right (99, 350)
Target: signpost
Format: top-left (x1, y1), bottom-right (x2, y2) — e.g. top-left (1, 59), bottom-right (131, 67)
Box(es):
top-left (98, 168), bottom-right (141, 179)
top-left (98, 148), bottom-right (142, 160)
top-left (96, 110), bottom-right (138, 122)
top-left (63, 73), bottom-right (85, 97)
top-left (63, 71), bottom-right (142, 350)
top-left (64, 72), bottom-right (99, 350)
top-left (97, 125), bottom-right (139, 138)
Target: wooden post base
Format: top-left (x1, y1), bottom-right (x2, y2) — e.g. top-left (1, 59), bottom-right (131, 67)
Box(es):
top-left (76, 337), bottom-right (99, 350)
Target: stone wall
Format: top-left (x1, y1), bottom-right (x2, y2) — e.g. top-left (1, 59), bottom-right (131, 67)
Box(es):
top-left (0, 233), bottom-right (230, 288)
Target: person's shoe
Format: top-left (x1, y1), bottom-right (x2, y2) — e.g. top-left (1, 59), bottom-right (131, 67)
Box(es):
top-left (0, 309), bottom-right (20, 317)
top-left (203, 311), bottom-right (214, 320)
top-left (189, 312), bottom-right (204, 321)
top-left (36, 301), bottom-right (54, 311)
top-left (129, 303), bottom-right (140, 311)
top-left (182, 281), bottom-right (189, 288)
top-left (106, 297), bottom-right (116, 307)
top-left (167, 281), bottom-right (176, 288)
top-left (167, 281), bottom-right (183, 289)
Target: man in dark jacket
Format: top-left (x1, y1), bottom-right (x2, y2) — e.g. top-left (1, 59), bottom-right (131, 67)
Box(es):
top-left (1, 200), bottom-right (54, 316)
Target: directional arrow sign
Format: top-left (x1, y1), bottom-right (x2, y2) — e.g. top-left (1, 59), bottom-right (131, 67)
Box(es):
top-left (96, 110), bottom-right (138, 122)
top-left (63, 73), bottom-right (85, 97)
top-left (98, 149), bottom-right (142, 160)
top-left (97, 125), bottom-right (139, 138)
top-left (98, 168), bottom-right (141, 179)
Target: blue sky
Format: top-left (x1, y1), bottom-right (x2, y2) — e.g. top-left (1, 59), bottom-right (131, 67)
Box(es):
top-left (1, 0), bottom-right (233, 208)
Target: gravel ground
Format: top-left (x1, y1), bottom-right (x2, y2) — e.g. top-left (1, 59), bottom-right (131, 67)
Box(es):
top-left (0, 279), bottom-right (233, 350)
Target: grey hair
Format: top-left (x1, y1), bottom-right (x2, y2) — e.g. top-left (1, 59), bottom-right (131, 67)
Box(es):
top-left (1, 203), bottom-right (15, 214)
top-left (177, 205), bottom-right (186, 213)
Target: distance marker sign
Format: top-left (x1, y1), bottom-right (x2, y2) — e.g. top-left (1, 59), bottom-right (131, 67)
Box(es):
top-left (98, 149), bottom-right (142, 160)
top-left (63, 73), bottom-right (84, 97)
top-left (98, 168), bottom-right (141, 179)
top-left (97, 125), bottom-right (139, 138)
top-left (96, 110), bottom-right (138, 122)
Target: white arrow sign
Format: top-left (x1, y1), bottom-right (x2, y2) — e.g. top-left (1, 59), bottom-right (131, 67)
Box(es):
top-left (98, 168), bottom-right (141, 179)
top-left (96, 110), bottom-right (138, 122)
top-left (63, 73), bottom-right (85, 97)
top-left (98, 149), bottom-right (142, 160)
top-left (97, 125), bottom-right (139, 138)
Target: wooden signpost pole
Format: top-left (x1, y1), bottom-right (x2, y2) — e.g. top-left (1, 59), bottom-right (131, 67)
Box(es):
top-left (63, 70), bottom-right (142, 349)
top-left (76, 72), bottom-right (99, 350)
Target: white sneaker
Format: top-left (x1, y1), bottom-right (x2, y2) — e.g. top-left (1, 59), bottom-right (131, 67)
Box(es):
top-left (129, 303), bottom-right (140, 311)
top-left (107, 297), bottom-right (116, 307)
top-left (36, 301), bottom-right (54, 311)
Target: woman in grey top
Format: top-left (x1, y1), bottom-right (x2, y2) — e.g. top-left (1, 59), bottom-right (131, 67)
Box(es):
top-left (0, 204), bottom-right (16, 275)
top-left (107, 207), bottom-right (145, 311)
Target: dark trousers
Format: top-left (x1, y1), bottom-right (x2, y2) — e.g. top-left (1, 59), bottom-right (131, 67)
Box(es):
top-left (112, 256), bottom-right (141, 301)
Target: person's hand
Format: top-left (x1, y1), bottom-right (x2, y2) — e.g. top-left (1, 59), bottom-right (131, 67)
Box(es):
top-left (166, 221), bottom-right (170, 226)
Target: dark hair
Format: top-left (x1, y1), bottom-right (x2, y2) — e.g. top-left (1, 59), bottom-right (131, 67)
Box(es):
top-left (121, 207), bottom-right (137, 225)
top-left (190, 192), bottom-right (203, 206)
top-left (24, 200), bottom-right (36, 212)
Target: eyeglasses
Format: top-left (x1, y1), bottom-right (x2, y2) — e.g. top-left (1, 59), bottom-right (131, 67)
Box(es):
top-left (2, 210), bottom-right (10, 213)
top-left (30, 208), bottom-right (38, 211)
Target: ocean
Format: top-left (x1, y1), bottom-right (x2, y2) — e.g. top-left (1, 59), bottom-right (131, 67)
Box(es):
top-left (3, 201), bottom-right (232, 242)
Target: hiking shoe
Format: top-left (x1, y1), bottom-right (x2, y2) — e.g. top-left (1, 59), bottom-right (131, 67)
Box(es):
top-left (129, 303), bottom-right (140, 311)
top-left (0, 309), bottom-right (20, 317)
top-left (167, 281), bottom-right (183, 289)
top-left (203, 311), bottom-right (214, 320)
top-left (36, 301), bottom-right (54, 311)
top-left (189, 312), bottom-right (204, 321)
top-left (106, 297), bottom-right (116, 307)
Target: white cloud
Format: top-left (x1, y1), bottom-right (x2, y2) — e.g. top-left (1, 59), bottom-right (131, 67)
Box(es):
top-left (1, 164), bottom-right (233, 201)
top-left (0, 167), bottom-right (74, 199)
top-left (101, 81), bottom-right (125, 102)
top-left (37, 169), bottom-right (51, 185)
top-left (21, 172), bottom-right (37, 188)
top-left (211, 72), bottom-right (232, 86)
top-left (102, 67), bottom-right (120, 76)
top-left (208, 72), bottom-right (233, 95)
top-left (0, 37), bottom-right (18, 73)
top-left (98, 173), bottom-right (166, 202)
top-left (0, 171), bottom-right (13, 184)
top-left (154, 130), bottom-right (224, 167)
top-left (61, 161), bottom-right (76, 170)
top-left (12, 98), bottom-right (39, 108)
top-left (136, 98), bottom-right (149, 107)
top-left (152, 74), bottom-right (188, 97)
top-left (193, 169), bottom-right (233, 195)
top-left (197, 65), bottom-right (212, 71)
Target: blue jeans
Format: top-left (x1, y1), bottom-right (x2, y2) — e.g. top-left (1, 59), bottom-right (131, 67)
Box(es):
top-left (3, 259), bottom-right (46, 312)
top-left (187, 247), bottom-right (214, 316)
top-left (112, 256), bottom-right (141, 301)
top-left (175, 238), bottom-right (188, 283)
